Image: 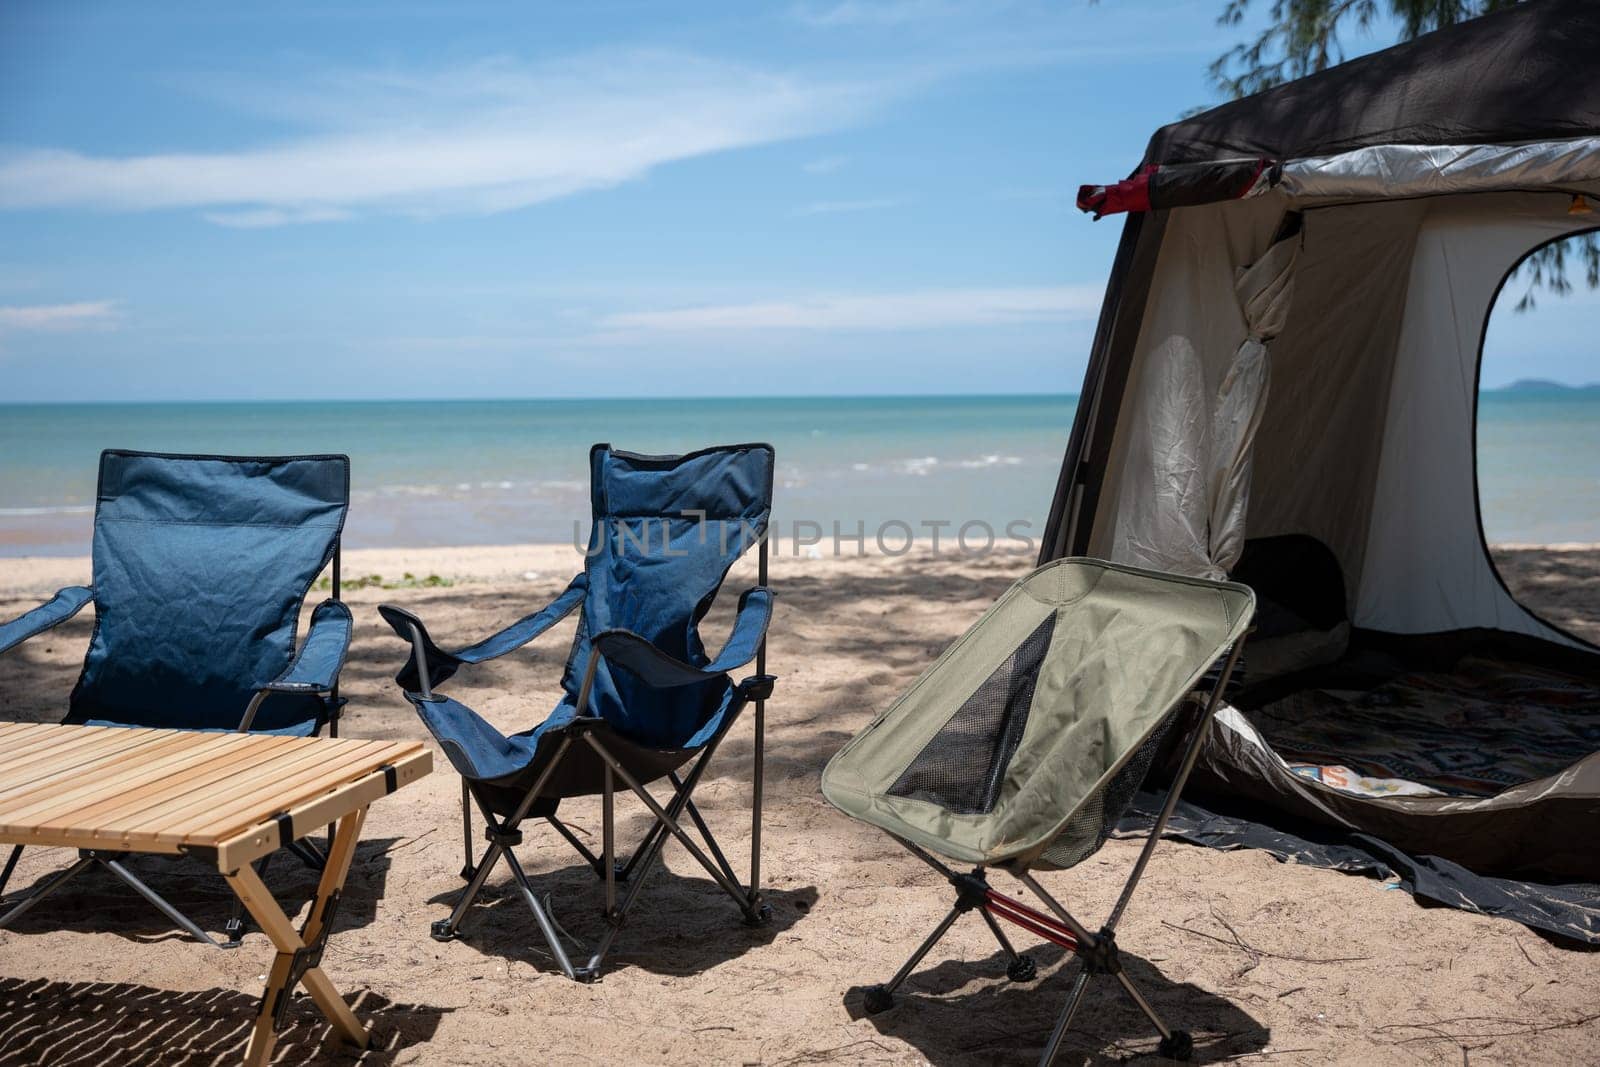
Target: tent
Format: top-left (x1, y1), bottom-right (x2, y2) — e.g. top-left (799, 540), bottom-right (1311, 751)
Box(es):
top-left (1039, 0), bottom-right (1600, 938)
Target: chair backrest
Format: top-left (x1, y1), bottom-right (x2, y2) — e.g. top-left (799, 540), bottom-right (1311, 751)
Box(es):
top-left (70, 450), bottom-right (349, 732)
top-left (822, 558), bottom-right (1253, 870)
top-left (565, 444), bottom-right (773, 749)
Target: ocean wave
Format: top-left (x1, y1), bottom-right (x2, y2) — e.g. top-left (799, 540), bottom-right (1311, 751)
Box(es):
top-left (0, 504), bottom-right (94, 517)
top-left (351, 479), bottom-right (591, 500)
top-left (953, 454), bottom-right (1023, 469)
top-left (834, 454), bottom-right (1025, 477)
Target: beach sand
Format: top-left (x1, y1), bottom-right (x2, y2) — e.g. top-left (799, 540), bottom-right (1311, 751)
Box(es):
top-left (1, 543), bottom-right (1597, 1065)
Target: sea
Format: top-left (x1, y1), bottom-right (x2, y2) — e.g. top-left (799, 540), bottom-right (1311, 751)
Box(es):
top-left (0, 391), bottom-right (1595, 557)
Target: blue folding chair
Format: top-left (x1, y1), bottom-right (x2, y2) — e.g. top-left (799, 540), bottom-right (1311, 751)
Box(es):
top-left (379, 443), bottom-right (776, 981)
top-left (0, 450), bottom-right (353, 946)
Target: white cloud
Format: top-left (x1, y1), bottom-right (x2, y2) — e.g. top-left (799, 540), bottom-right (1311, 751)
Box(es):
top-left (791, 1), bottom-right (973, 28)
top-left (0, 51), bottom-right (891, 226)
top-left (202, 206), bottom-right (353, 228)
top-left (795, 197), bottom-right (902, 216)
top-left (803, 154), bottom-right (849, 174)
top-left (0, 300), bottom-right (120, 331)
top-left (597, 285), bottom-right (1102, 335)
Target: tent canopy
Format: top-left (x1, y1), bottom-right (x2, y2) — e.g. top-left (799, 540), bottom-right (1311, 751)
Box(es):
top-left (1144, 0), bottom-right (1600, 167)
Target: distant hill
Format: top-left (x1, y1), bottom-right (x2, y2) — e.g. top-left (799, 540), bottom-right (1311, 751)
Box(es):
top-left (1491, 379), bottom-right (1600, 394)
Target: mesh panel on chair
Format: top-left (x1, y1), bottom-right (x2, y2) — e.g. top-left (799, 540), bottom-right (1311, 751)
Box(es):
top-left (1038, 711), bottom-right (1179, 870)
top-left (887, 613), bottom-right (1056, 815)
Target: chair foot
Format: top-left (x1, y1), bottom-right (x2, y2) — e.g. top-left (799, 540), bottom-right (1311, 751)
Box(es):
top-left (573, 965), bottom-right (603, 984)
top-left (591, 859), bottom-right (630, 883)
top-left (1157, 1029), bottom-right (1193, 1061)
top-left (459, 864), bottom-right (475, 882)
top-left (430, 919), bottom-right (459, 942)
top-left (222, 915), bottom-right (247, 949)
top-left (1007, 953), bottom-right (1037, 982)
top-left (743, 901), bottom-right (774, 927)
top-left (862, 985), bottom-right (895, 1015)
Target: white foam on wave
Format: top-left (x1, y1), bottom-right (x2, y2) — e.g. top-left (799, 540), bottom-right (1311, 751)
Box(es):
top-left (0, 504), bottom-right (94, 517)
top-left (953, 454), bottom-right (1023, 469)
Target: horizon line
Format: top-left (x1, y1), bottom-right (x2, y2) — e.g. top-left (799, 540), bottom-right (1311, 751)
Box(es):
top-left (0, 390), bottom-right (1085, 407)
top-left (0, 379), bottom-right (1588, 408)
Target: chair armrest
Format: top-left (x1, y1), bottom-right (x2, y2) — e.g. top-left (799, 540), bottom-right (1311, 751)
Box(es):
top-left (378, 574), bottom-right (587, 693)
top-left (592, 587), bottom-right (774, 689)
top-left (0, 586), bottom-right (93, 656)
top-left (260, 599), bottom-right (353, 694)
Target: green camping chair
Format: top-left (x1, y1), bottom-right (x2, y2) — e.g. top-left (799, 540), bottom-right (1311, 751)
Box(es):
top-left (821, 558), bottom-right (1252, 1064)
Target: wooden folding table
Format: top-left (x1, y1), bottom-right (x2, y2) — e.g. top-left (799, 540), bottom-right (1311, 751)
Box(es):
top-left (0, 721), bottom-right (431, 1066)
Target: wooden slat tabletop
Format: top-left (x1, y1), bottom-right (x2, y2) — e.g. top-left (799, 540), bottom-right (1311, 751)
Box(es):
top-left (0, 723), bottom-right (430, 871)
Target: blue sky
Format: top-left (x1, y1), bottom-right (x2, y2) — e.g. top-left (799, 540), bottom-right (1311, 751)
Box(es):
top-left (0, 1), bottom-right (1586, 401)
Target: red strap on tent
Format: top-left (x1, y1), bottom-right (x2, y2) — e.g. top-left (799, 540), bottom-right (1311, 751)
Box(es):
top-left (1077, 165), bottom-right (1155, 220)
top-left (1077, 158), bottom-right (1279, 218)
top-left (984, 888), bottom-right (1080, 950)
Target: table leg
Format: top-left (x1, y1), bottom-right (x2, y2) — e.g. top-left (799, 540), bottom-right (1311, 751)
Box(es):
top-left (224, 805), bottom-right (371, 1066)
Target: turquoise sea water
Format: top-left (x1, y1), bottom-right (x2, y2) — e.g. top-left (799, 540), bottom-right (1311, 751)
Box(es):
top-left (0, 396), bottom-right (1076, 556)
top-left (1475, 390), bottom-right (1600, 544)
top-left (0, 391), bottom-right (1594, 556)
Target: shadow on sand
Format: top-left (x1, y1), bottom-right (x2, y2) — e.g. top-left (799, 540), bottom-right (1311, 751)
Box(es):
top-left (845, 942), bottom-right (1269, 1065)
top-left (424, 858), bottom-right (818, 979)
top-left (1, 837), bottom-right (399, 945)
top-left (0, 977), bottom-right (451, 1066)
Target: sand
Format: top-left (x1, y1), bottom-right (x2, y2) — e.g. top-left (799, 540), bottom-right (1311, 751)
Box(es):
top-left (1, 543), bottom-right (1597, 1066)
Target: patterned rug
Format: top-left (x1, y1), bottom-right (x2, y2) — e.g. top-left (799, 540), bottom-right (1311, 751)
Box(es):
top-left (1250, 657), bottom-right (1600, 797)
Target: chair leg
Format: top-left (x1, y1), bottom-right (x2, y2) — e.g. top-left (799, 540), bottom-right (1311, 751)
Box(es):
top-left (460, 778), bottom-right (475, 880)
top-left (1113, 969), bottom-right (1191, 1060)
top-left (1034, 960), bottom-right (1192, 1066)
top-left (614, 818), bottom-right (669, 883)
top-left (0, 853), bottom-right (95, 928)
top-left (1015, 871), bottom-right (1193, 1062)
top-left (432, 740), bottom-right (581, 947)
top-left (0, 844), bottom-right (22, 899)
top-left (1038, 966), bottom-right (1094, 1066)
top-left (574, 742), bottom-right (770, 980)
top-left (861, 903), bottom-right (966, 1015)
top-left (672, 775), bottom-right (743, 894)
top-left (545, 815), bottom-right (605, 875)
top-left (582, 734), bottom-right (766, 925)
top-left (980, 907), bottom-right (1037, 982)
top-left (98, 854), bottom-right (225, 947)
top-left (576, 779), bottom-right (679, 980)
top-left (602, 765), bottom-right (615, 916)
top-left (287, 838), bottom-right (326, 869)
top-left (437, 729), bottom-right (771, 985)
top-left (749, 694), bottom-right (765, 901)
top-left (1, 849), bottom-right (237, 948)
top-left (431, 840), bottom-right (506, 942)
top-left (502, 848), bottom-right (580, 980)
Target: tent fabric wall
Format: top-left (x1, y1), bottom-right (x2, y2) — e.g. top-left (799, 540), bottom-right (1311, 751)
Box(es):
top-left (1090, 196), bottom-right (1284, 563)
top-left (1209, 228), bottom-right (1298, 576)
top-left (1102, 207), bottom-right (1297, 581)
top-left (1093, 189), bottom-right (1595, 646)
top-left (1240, 199), bottom-right (1424, 611)
top-left (1355, 196), bottom-right (1598, 640)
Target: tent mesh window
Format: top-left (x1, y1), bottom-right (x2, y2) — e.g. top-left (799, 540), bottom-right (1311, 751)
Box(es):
top-left (1039, 710), bottom-right (1178, 870)
top-left (887, 613), bottom-right (1056, 814)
